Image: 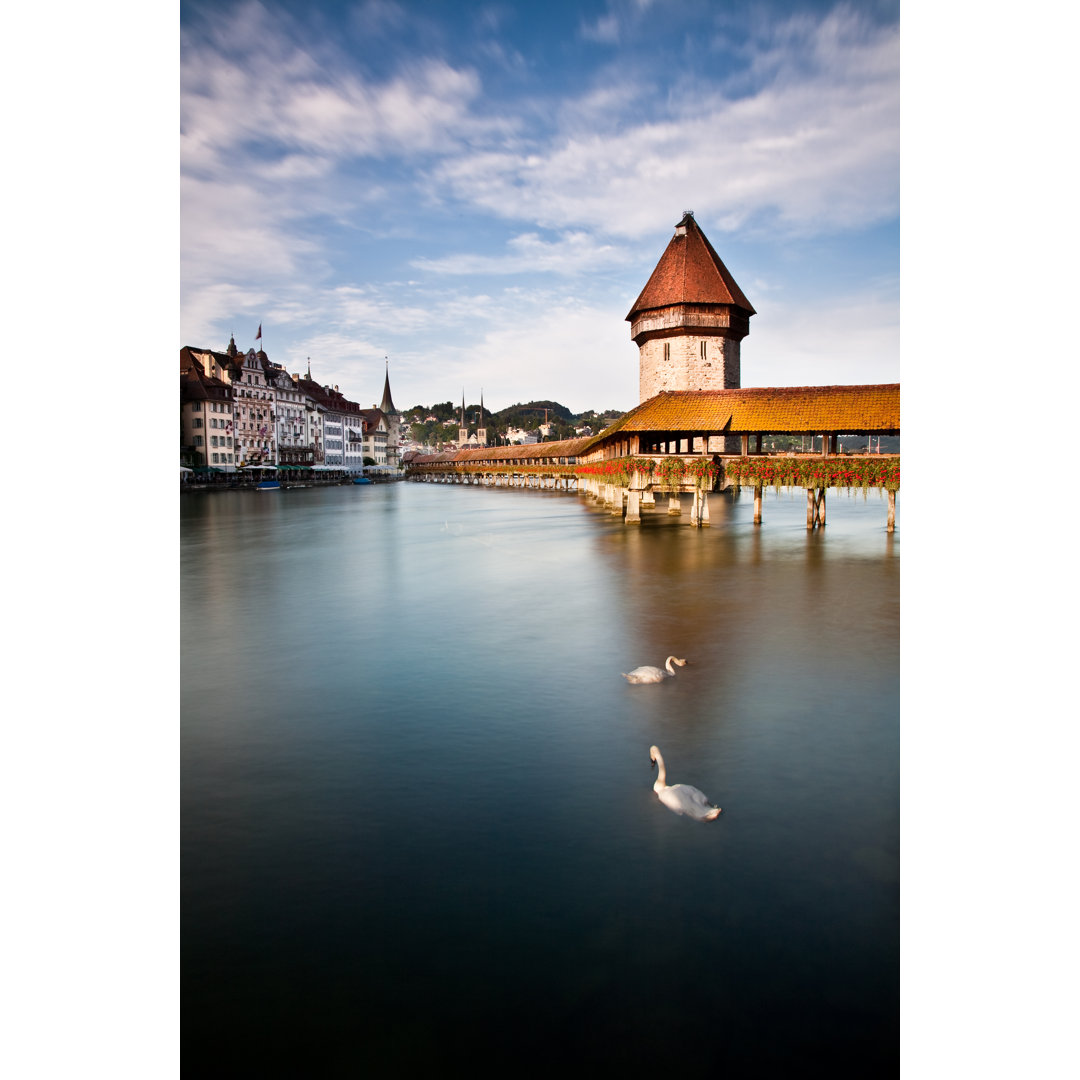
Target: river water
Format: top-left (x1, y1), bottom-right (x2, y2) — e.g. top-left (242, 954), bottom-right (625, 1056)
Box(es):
top-left (181, 481), bottom-right (899, 1073)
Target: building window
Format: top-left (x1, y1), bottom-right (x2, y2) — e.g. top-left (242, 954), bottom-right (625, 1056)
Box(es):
top-left (194, 436), bottom-right (203, 446)
top-left (663, 342), bottom-right (670, 361)
top-left (192, 402), bottom-right (202, 411)
top-left (193, 418), bottom-right (203, 428)
top-left (212, 453), bottom-right (219, 463)
top-left (700, 341), bottom-right (707, 359)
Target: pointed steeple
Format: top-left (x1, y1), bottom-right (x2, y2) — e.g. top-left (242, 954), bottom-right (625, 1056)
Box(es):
top-left (226, 333), bottom-right (239, 357)
top-left (379, 359), bottom-right (398, 414)
top-left (477, 390), bottom-right (488, 448)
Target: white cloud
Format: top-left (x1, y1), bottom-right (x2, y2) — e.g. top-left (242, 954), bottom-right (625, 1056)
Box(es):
top-left (580, 14), bottom-right (621, 44)
top-left (411, 230), bottom-right (628, 275)
top-left (746, 289), bottom-right (900, 389)
top-left (432, 9), bottom-right (898, 238)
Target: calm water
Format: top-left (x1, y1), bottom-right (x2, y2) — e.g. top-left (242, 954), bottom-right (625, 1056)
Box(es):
top-left (181, 481), bottom-right (899, 1074)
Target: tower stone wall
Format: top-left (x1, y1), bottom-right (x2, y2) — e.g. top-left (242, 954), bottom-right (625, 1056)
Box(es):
top-left (637, 324), bottom-right (743, 401)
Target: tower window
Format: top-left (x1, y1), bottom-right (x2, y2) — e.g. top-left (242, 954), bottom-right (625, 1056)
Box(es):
top-left (663, 342), bottom-right (670, 362)
top-left (700, 341), bottom-right (707, 358)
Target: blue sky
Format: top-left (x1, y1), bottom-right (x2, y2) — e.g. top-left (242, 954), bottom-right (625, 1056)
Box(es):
top-left (181, 0), bottom-right (899, 413)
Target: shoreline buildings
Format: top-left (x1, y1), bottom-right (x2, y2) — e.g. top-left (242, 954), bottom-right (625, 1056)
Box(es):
top-left (180, 339), bottom-right (403, 474)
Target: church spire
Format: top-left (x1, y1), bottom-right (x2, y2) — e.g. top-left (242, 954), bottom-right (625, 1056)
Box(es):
top-left (379, 358), bottom-right (398, 414)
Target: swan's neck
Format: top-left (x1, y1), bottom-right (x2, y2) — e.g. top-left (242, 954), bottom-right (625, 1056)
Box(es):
top-left (665, 656), bottom-right (676, 675)
top-left (652, 751), bottom-right (667, 789)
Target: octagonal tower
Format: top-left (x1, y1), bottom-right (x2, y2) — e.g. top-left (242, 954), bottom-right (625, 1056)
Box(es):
top-left (627, 211), bottom-right (755, 403)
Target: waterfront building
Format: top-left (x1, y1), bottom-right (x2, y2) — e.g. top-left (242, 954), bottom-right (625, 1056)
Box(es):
top-left (263, 357), bottom-right (315, 467)
top-left (180, 350), bottom-right (234, 468)
top-left (627, 210), bottom-right (755, 403)
top-left (231, 348), bottom-right (275, 465)
top-left (338, 397), bottom-right (365, 474)
top-left (317, 384), bottom-right (346, 469)
top-left (290, 369), bottom-right (325, 465)
top-left (360, 409), bottom-right (389, 469)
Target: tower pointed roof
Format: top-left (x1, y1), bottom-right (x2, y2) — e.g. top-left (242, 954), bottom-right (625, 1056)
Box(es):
top-left (379, 362), bottom-right (398, 414)
top-left (626, 212), bottom-right (755, 321)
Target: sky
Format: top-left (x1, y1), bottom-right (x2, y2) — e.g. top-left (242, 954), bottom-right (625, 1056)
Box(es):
top-left (180, 0), bottom-right (900, 414)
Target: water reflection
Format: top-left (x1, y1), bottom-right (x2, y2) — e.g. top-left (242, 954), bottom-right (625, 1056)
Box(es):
top-left (182, 482), bottom-right (898, 1072)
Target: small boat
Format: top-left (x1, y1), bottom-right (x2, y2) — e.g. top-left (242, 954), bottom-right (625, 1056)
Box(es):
top-left (257, 480), bottom-right (281, 491)
top-left (352, 476), bottom-right (373, 485)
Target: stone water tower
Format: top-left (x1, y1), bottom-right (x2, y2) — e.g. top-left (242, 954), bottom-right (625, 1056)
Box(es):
top-left (627, 211), bottom-right (755, 403)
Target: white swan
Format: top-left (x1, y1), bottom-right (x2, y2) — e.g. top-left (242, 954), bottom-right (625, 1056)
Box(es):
top-left (649, 745), bottom-right (721, 821)
top-left (621, 656), bottom-right (688, 684)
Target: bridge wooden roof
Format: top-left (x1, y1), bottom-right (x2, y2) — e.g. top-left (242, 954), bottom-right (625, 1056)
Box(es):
top-left (591, 385), bottom-right (900, 440)
top-left (455, 438), bottom-right (591, 461)
top-left (410, 437), bottom-right (592, 466)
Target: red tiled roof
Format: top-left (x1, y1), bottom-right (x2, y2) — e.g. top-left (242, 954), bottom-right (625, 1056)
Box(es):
top-left (591, 385), bottom-right (900, 439)
top-left (180, 355), bottom-right (232, 403)
top-left (410, 437), bottom-right (592, 466)
top-left (627, 213), bottom-right (755, 320)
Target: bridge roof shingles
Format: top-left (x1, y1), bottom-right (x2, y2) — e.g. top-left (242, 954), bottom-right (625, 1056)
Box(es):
top-left (596, 385), bottom-right (900, 439)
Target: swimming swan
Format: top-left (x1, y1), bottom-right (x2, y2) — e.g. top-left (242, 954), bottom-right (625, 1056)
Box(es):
top-left (622, 656), bottom-right (688, 684)
top-left (649, 745), bottom-right (721, 821)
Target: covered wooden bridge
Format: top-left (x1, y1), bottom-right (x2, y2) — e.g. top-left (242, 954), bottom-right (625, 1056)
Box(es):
top-left (406, 383), bottom-right (900, 531)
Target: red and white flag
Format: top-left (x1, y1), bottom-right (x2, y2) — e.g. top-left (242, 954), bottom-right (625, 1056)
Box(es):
top-left (256, 324), bottom-right (262, 340)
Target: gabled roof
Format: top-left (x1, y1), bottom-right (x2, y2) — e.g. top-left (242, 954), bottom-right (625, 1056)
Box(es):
top-left (360, 408), bottom-right (388, 431)
top-left (626, 212), bottom-right (755, 321)
top-left (181, 345), bottom-right (239, 376)
top-left (180, 354), bottom-right (232, 403)
top-left (589, 385), bottom-right (900, 441)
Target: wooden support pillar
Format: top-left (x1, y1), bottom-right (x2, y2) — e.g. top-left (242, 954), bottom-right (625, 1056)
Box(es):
top-left (741, 435), bottom-right (750, 456)
top-left (888, 489), bottom-right (896, 533)
top-left (807, 487), bottom-right (815, 530)
top-left (642, 488), bottom-right (655, 507)
top-left (690, 487), bottom-right (700, 526)
top-left (820, 435), bottom-right (829, 458)
top-left (815, 488), bottom-right (826, 528)
top-left (625, 487), bottom-right (641, 524)
top-left (700, 491), bottom-right (710, 527)
top-left (668, 494), bottom-right (681, 516)
top-left (754, 483), bottom-right (763, 525)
